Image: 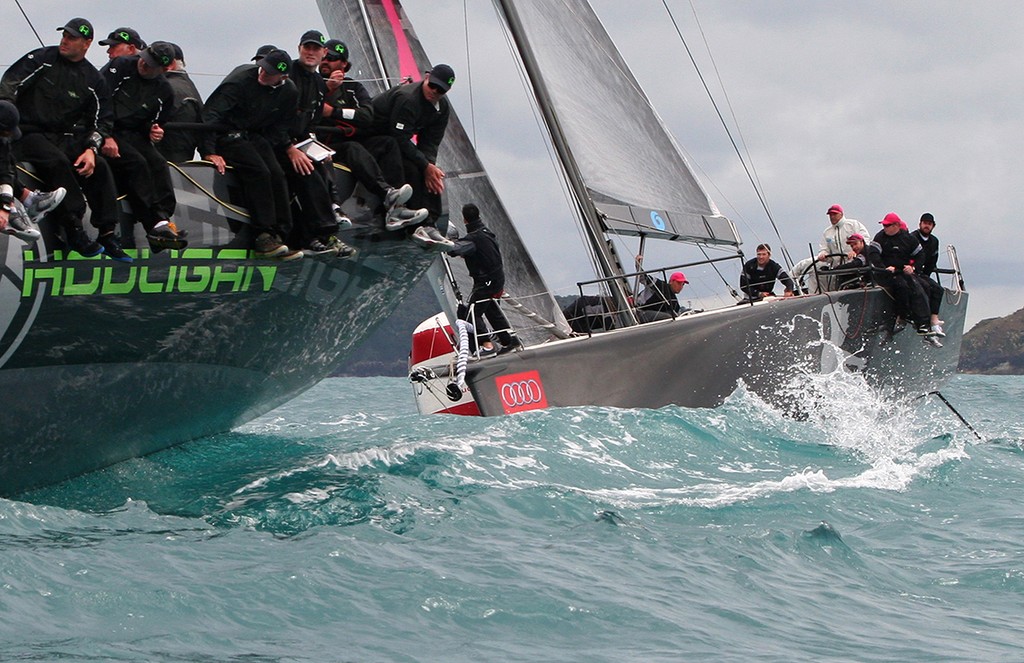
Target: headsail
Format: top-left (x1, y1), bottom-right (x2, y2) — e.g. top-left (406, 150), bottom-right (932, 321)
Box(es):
top-left (493, 0), bottom-right (740, 249)
top-left (317, 0), bottom-right (572, 344)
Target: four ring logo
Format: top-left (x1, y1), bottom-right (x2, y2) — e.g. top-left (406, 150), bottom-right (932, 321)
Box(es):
top-left (495, 370), bottom-right (548, 414)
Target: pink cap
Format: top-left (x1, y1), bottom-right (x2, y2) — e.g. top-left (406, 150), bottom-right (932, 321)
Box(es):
top-left (879, 212), bottom-right (902, 226)
top-left (669, 272), bottom-right (688, 284)
top-left (827, 204), bottom-right (843, 215)
top-left (846, 233), bottom-right (864, 244)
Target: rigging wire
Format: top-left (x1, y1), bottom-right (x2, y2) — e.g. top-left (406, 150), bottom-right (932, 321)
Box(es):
top-left (661, 0), bottom-right (795, 270)
top-left (462, 0), bottom-right (477, 145)
top-left (14, 0), bottom-right (45, 48)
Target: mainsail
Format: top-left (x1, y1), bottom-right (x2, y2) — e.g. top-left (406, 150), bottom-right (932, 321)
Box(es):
top-left (493, 0), bottom-right (741, 249)
top-left (317, 0), bottom-right (572, 344)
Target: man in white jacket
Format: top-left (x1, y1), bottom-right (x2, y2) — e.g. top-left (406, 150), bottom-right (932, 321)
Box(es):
top-left (792, 204), bottom-right (869, 293)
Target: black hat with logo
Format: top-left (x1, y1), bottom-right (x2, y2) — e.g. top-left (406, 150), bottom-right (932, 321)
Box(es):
top-left (258, 49), bottom-right (292, 76)
top-left (57, 18), bottom-right (95, 40)
top-left (140, 42), bottom-right (176, 69)
top-left (99, 27), bottom-right (145, 48)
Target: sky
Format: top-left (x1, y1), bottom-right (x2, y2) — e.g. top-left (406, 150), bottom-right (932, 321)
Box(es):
top-left (2, 1), bottom-right (1020, 331)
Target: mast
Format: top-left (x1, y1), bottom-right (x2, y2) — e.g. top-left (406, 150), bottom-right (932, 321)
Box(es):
top-left (493, 0), bottom-right (637, 325)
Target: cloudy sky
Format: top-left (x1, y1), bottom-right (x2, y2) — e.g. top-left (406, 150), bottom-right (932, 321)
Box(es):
top-left (3, 1), bottom-right (1020, 330)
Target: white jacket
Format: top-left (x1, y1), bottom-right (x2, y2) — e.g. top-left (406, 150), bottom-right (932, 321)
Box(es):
top-left (819, 216), bottom-right (869, 266)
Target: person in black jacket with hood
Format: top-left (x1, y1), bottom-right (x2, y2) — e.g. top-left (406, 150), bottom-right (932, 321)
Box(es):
top-left (202, 49), bottom-right (301, 259)
top-left (0, 17), bottom-right (113, 257)
top-left (447, 203), bottom-right (522, 355)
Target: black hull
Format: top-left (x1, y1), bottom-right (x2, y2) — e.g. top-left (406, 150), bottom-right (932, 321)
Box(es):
top-left (453, 288), bottom-right (967, 415)
top-left (1, 163), bottom-right (437, 496)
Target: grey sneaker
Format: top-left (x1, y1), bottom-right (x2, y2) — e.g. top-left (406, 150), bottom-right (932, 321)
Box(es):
top-left (325, 235), bottom-right (357, 259)
top-left (424, 226), bottom-right (455, 250)
top-left (385, 206), bottom-right (428, 231)
top-left (3, 201), bottom-right (42, 243)
top-left (383, 184), bottom-right (413, 210)
top-left (303, 238), bottom-right (335, 256)
top-left (333, 204), bottom-right (352, 228)
top-left (410, 225), bottom-right (454, 251)
top-left (24, 187), bottom-right (66, 222)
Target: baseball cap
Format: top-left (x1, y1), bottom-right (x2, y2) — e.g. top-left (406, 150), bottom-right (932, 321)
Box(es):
top-left (920, 212), bottom-right (935, 225)
top-left (827, 204), bottom-right (843, 215)
top-left (427, 63), bottom-right (455, 92)
top-left (879, 212), bottom-right (902, 226)
top-left (846, 233), bottom-right (865, 244)
top-left (258, 49), bottom-right (292, 76)
top-left (57, 18), bottom-right (94, 40)
top-left (669, 272), bottom-right (688, 284)
top-left (251, 44), bottom-right (277, 62)
top-left (140, 41), bottom-right (175, 69)
top-left (99, 27), bottom-right (145, 48)
top-left (168, 42), bottom-right (184, 64)
top-left (0, 101), bottom-right (22, 142)
top-left (324, 39), bottom-right (349, 62)
top-left (299, 30), bottom-right (326, 47)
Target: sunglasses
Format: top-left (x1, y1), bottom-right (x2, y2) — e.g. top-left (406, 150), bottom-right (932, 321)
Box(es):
top-left (427, 82), bottom-right (447, 94)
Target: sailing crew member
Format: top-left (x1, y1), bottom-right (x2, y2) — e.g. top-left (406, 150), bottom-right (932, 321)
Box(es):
top-left (98, 26), bottom-right (146, 60)
top-left (634, 255), bottom-right (689, 322)
top-left (911, 212), bottom-right (945, 337)
top-left (0, 17), bottom-right (115, 258)
top-left (447, 203), bottom-right (522, 355)
top-left (361, 63), bottom-right (455, 249)
top-left (317, 39), bottom-right (425, 232)
top-left (157, 43), bottom-right (204, 164)
top-left (201, 48), bottom-right (302, 260)
top-left (0, 101), bottom-right (65, 241)
top-left (740, 244), bottom-right (795, 300)
top-left (872, 212), bottom-right (932, 336)
top-left (101, 41), bottom-right (186, 259)
top-left (792, 204), bottom-right (869, 294)
top-left (283, 30), bottom-right (355, 257)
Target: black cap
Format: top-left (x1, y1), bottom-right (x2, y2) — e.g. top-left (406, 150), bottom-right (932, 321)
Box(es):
top-left (57, 18), bottom-right (94, 40)
top-left (299, 30), bottom-right (326, 47)
top-left (920, 212), bottom-right (935, 225)
top-left (324, 39), bottom-right (349, 62)
top-left (98, 27), bottom-right (145, 48)
top-left (140, 41), bottom-right (175, 69)
top-left (258, 49), bottom-right (292, 76)
top-left (0, 101), bottom-right (22, 142)
top-left (251, 44), bottom-right (277, 62)
top-left (427, 63), bottom-right (455, 92)
top-left (169, 42), bottom-right (184, 63)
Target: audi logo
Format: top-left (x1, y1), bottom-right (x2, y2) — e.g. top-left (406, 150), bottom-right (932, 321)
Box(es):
top-left (500, 379), bottom-right (544, 408)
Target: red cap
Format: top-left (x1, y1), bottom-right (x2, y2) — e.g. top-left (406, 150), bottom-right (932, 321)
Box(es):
top-left (846, 233), bottom-right (865, 244)
top-left (827, 204), bottom-right (843, 215)
top-left (669, 272), bottom-right (688, 284)
top-left (879, 212), bottom-right (902, 226)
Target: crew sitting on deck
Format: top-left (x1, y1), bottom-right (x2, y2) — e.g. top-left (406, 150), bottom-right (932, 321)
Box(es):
top-left (739, 244), bottom-right (794, 301)
top-left (634, 255), bottom-right (689, 322)
top-left (872, 212), bottom-right (933, 336)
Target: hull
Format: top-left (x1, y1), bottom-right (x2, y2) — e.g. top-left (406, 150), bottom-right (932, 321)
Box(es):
top-left (412, 288), bottom-right (967, 416)
top-left (1, 163), bottom-right (437, 496)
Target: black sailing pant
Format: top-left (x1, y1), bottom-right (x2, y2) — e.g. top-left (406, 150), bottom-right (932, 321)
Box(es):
top-left (466, 278), bottom-right (513, 346)
top-left (215, 134), bottom-right (291, 238)
top-left (280, 156), bottom-right (336, 246)
top-left (13, 132), bottom-right (118, 232)
top-left (358, 134), bottom-right (440, 222)
top-left (107, 131), bottom-right (177, 232)
top-left (918, 275), bottom-right (944, 316)
top-left (883, 271), bottom-right (930, 328)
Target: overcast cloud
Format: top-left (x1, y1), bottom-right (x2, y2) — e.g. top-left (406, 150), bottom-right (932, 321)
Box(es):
top-left (3, 1), bottom-right (1019, 330)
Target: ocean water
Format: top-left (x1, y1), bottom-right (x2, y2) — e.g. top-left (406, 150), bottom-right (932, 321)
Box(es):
top-left (2, 374), bottom-right (1023, 662)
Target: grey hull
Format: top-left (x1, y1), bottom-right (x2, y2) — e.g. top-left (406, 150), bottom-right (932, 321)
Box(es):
top-left (453, 288), bottom-right (966, 415)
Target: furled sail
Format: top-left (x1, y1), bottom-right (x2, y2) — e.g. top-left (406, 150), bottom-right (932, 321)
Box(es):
top-left (318, 0), bottom-right (572, 344)
top-left (495, 0), bottom-right (740, 248)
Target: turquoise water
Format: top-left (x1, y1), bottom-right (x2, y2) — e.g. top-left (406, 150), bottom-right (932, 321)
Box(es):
top-left (3, 374), bottom-right (1023, 661)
